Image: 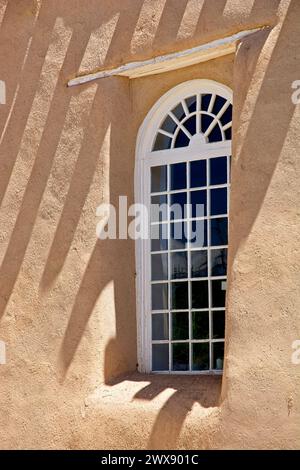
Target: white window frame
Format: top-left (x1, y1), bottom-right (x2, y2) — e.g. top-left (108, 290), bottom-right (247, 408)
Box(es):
top-left (135, 79), bottom-right (232, 374)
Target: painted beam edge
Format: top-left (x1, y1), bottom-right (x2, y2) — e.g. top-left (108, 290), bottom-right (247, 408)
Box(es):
top-left (68, 27), bottom-right (266, 87)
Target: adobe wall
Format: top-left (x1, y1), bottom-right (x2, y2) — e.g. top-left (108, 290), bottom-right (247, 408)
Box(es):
top-left (0, 0), bottom-right (299, 449)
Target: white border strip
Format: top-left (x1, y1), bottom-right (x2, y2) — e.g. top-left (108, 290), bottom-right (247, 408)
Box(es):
top-left (68, 28), bottom-right (266, 87)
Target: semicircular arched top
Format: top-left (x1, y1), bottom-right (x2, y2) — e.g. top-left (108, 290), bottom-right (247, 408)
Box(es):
top-left (137, 80), bottom-right (233, 156)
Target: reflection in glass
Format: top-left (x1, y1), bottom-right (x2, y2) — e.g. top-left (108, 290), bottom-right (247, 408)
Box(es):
top-left (151, 223), bottom-right (168, 252)
top-left (152, 313), bottom-right (169, 341)
top-left (151, 194), bottom-right (167, 222)
top-left (171, 251), bottom-right (187, 279)
top-left (213, 342), bottom-right (224, 370)
top-left (211, 248), bottom-right (227, 277)
top-left (172, 312), bottom-right (189, 340)
top-left (153, 133), bottom-right (172, 151)
top-left (190, 220), bottom-right (207, 248)
top-left (151, 165), bottom-right (167, 192)
top-left (212, 310), bottom-right (225, 339)
top-left (171, 282), bottom-right (188, 309)
top-left (152, 344), bottom-right (169, 371)
top-left (192, 343), bottom-right (209, 370)
top-left (211, 218), bottom-right (227, 246)
top-left (191, 251), bottom-right (208, 278)
top-left (170, 221), bottom-right (188, 250)
top-left (192, 311), bottom-right (209, 339)
top-left (172, 343), bottom-right (189, 371)
top-left (192, 280), bottom-right (208, 308)
top-left (151, 253), bottom-right (168, 281)
top-left (211, 280), bottom-right (226, 308)
top-left (152, 283), bottom-right (168, 310)
top-left (170, 192), bottom-right (187, 220)
top-left (191, 190), bottom-right (206, 218)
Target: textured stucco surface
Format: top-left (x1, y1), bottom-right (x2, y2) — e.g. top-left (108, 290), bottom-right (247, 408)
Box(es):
top-left (0, 0), bottom-right (299, 449)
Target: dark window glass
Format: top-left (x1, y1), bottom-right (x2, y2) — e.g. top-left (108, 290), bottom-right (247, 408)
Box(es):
top-left (220, 104), bottom-right (232, 127)
top-left (170, 192), bottom-right (187, 220)
top-left (170, 162), bottom-right (186, 190)
top-left (183, 115), bottom-right (196, 136)
top-left (211, 279), bottom-right (226, 308)
top-left (172, 312), bottom-right (189, 340)
top-left (171, 282), bottom-right (188, 309)
top-left (191, 190), bottom-right (207, 218)
top-left (174, 130), bottom-right (190, 148)
top-left (225, 127), bottom-right (232, 140)
top-left (190, 160), bottom-right (206, 188)
top-left (172, 102), bottom-right (186, 121)
top-left (212, 310), bottom-right (225, 339)
top-left (211, 218), bottom-right (228, 246)
top-left (211, 248), bottom-right (227, 277)
top-left (151, 194), bottom-right (168, 222)
top-left (191, 250), bottom-right (208, 278)
top-left (207, 122), bottom-right (222, 143)
top-left (153, 133), bottom-right (172, 151)
top-left (185, 95), bottom-right (197, 113)
top-left (161, 114), bottom-right (177, 134)
top-left (152, 313), bottom-right (169, 341)
top-left (151, 253), bottom-right (168, 281)
top-left (151, 165), bottom-right (167, 192)
top-left (172, 343), bottom-right (189, 371)
top-left (201, 114), bottom-right (214, 134)
top-left (210, 156), bottom-right (227, 185)
top-left (212, 95), bottom-right (227, 115)
top-left (193, 343), bottom-right (209, 370)
top-left (201, 94), bottom-right (212, 112)
top-left (210, 188), bottom-right (227, 216)
top-left (192, 280), bottom-right (208, 308)
top-left (171, 251), bottom-right (188, 279)
top-left (152, 344), bottom-right (169, 371)
top-left (152, 283), bottom-right (168, 310)
top-left (192, 311), bottom-right (209, 339)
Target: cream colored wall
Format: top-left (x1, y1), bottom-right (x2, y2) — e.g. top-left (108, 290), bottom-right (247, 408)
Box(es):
top-left (0, 0), bottom-right (299, 449)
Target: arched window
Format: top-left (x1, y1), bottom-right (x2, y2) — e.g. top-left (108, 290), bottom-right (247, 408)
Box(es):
top-left (135, 80), bottom-right (232, 374)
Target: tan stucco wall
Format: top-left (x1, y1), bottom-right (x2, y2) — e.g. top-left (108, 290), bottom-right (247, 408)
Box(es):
top-left (0, 0), bottom-right (299, 449)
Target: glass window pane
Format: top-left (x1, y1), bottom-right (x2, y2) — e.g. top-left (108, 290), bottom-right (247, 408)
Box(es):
top-left (170, 221), bottom-right (188, 250)
top-left (192, 280), bottom-right (208, 308)
top-left (210, 156), bottom-right (227, 185)
top-left (192, 311), bottom-right (209, 339)
top-left (210, 188), bottom-right (227, 216)
top-left (190, 160), bottom-right (206, 188)
top-left (170, 192), bottom-right (187, 220)
top-left (172, 312), bottom-right (189, 340)
top-left (170, 162), bottom-right (186, 190)
top-left (153, 133), bottom-right (172, 151)
top-left (171, 282), bottom-right (188, 309)
top-left (152, 283), bottom-right (168, 310)
top-left (151, 194), bottom-right (168, 222)
top-left (190, 220), bottom-right (207, 248)
top-left (211, 218), bottom-right (228, 246)
top-left (151, 165), bottom-right (167, 192)
top-left (152, 344), bottom-right (169, 371)
top-left (211, 248), bottom-right (227, 277)
top-left (152, 313), bottom-right (169, 341)
top-left (201, 114), bottom-right (214, 134)
top-left (185, 95), bottom-right (197, 113)
top-left (191, 250), bottom-right (208, 278)
top-left (172, 102), bottom-right (186, 121)
top-left (191, 190), bottom-right (207, 218)
top-left (151, 223), bottom-right (168, 251)
top-left (213, 342), bottom-right (224, 370)
top-left (184, 115), bottom-right (196, 136)
top-left (211, 279), bottom-right (226, 308)
top-left (212, 311), bottom-right (225, 339)
top-left (192, 343), bottom-right (209, 371)
top-left (172, 343), bottom-right (189, 371)
top-left (201, 94), bottom-right (212, 112)
top-left (174, 130), bottom-right (190, 148)
top-left (208, 122), bottom-right (222, 143)
top-left (161, 114), bottom-right (177, 134)
top-left (151, 253), bottom-right (168, 281)
top-left (171, 251), bottom-right (187, 279)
